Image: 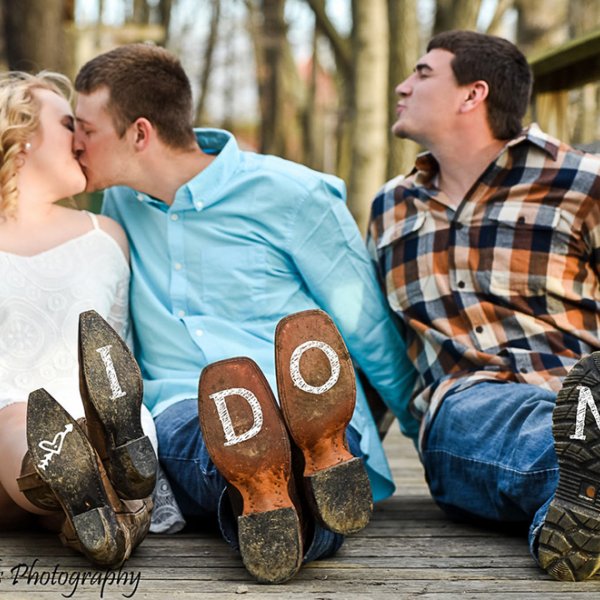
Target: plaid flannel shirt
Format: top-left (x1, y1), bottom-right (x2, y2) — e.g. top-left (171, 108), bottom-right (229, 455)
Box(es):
top-left (368, 124), bottom-right (600, 427)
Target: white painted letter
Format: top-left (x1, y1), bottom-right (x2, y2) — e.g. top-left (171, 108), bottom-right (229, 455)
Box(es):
top-left (570, 385), bottom-right (600, 441)
top-left (209, 387), bottom-right (263, 446)
top-left (290, 340), bottom-right (340, 395)
top-left (96, 345), bottom-right (126, 400)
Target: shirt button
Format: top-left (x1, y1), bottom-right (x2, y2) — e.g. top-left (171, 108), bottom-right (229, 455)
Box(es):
top-left (170, 214), bottom-right (179, 221)
top-left (195, 329), bottom-right (203, 337)
top-left (177, 310), bottom-right (185, 318)
top-left (475, 326), bottom-right (483, 334)
top-left (174, 262), bottom-right (182, 271)
top-left (520, 367), bottom-right (528, 374)
top-left (195, 201), bottom-right (204, 210)
top-left (458, 281), bottom-right (465, 289)
top-left (136, 193), bottom-right (144, 201)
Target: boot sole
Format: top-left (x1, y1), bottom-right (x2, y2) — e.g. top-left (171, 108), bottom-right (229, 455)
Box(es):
top-left (275, 310), bottom-right (373, 535)
top-left (79, 310), bottom-right (157, 499)
top-left (198, 357), bottom-right (302, 583)
top-left (538, 352), bottom-right (600, 581)
top-left (27, 388), bottom-right (126, 568)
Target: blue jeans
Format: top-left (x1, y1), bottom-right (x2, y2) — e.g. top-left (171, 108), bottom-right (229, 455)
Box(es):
top-left (421, 381), bottom-right (559, 561)
top-left (155, 398), bottom-right (364, 563)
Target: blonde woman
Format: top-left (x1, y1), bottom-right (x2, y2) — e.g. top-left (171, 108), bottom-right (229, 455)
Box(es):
top-left (0, 71), bottom-right (155, 568)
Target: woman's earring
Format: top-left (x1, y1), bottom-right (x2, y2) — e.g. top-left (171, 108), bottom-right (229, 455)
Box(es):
top-left (24, 142), bottom-right (31, 151)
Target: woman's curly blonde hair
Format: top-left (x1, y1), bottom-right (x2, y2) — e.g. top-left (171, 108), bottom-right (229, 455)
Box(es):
top-left (0, 71), bottom-right (73, 219)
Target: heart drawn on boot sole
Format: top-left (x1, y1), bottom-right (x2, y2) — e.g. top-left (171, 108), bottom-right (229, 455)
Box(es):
top-left (37, 424), bottom-right (74, 471)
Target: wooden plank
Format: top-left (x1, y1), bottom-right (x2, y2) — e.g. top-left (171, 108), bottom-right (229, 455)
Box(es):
top-left (529, 27), bottom-right (600, 92)
top-left (0, 428), bottom-right (599, 598)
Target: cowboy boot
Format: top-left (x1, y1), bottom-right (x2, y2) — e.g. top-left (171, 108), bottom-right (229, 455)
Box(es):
top-left (198, 357), bottom-right (303, 584)
top-left (78, 310), bottom-right (157, 500)
top-left (274, 309), bottom-right (373, 535)
top-left (17, 451), bottom-right (61, 511)
top-left (25, 388), bottom-right (152, 569)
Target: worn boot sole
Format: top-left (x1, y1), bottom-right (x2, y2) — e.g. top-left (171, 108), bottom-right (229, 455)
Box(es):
top-left (26, 388), bottom-right (126, 568)
top-left (538, 352), bottom-right (600, 581)
top-left (79, 310), bottom-right (157, 499)
top-left (275, 309), bottom-right (373, 535)
top-left (198, 357), bottom-right (302, 584)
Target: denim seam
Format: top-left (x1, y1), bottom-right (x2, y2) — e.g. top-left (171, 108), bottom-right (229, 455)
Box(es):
top-left (424, 448), bottom-right (558, 477)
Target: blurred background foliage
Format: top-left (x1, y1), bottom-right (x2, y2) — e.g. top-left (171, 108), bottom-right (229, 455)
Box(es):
top-left (2, 0), bottom-right (600, 231)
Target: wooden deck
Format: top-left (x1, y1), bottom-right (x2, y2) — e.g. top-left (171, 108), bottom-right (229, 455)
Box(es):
top-left (2, 428), bottom-right (600, 599)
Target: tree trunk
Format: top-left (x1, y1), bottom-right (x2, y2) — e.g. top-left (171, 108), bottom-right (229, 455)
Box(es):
top-left (132, 0), bottom-right (150, 24)
top-left (348, 0), bottom-right (389, 234)
top-left (159, 0), bottom-right (173, 44)
top-left (257, 0), bottom-right (286, 155)
top-left (4, 0), bottom-right (67, 72)
top-left (387, 0), bottom-right (420, 179)
top-left (195, 0), bottom-right (221, 125)
top-left (434, 0), bottom-right (482, 34)
top-left (485, 0), bottom-right (515, 36)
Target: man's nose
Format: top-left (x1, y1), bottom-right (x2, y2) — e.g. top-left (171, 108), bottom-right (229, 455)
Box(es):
top-left (72, 130), bottom-right (84, 156)
top-left (395, 77), bottom-right (412, 97)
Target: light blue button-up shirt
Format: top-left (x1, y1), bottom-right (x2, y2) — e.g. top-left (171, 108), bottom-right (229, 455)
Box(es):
top-left (102, 129), bottom-right (417, 502)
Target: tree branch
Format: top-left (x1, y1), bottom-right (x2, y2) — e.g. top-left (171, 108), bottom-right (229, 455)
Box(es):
top-left (304, 0), bottom-right (352, 80)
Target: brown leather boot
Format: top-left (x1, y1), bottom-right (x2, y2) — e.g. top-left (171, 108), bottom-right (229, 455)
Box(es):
top-left (25, 388), bottom-right (152, 569)
top-left (198, 357), bottom-right (303, 584)
top-left (17, 451), bottom-right (61, 511)
top-left (275, 309), bottom-right (373, 535)
top-left (78, 310), bottom-right (157, 500)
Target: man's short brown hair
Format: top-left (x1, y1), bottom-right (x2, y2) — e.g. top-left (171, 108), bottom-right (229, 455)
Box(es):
top-left (75, 43), bottom-right (196, 149)
top-left (428, 30), bottom-right (532, 140)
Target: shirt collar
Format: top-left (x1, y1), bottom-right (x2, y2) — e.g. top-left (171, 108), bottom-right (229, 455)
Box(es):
top-left (171, 128), bottom-right (241, 211)
top-left (409, 123), bottom-right (561, 186)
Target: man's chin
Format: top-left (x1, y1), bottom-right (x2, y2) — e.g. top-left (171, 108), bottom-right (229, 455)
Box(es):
top-left (84, 179), bottom-right (104, 193)
top-left (391, 123), bottom-right (409, 139)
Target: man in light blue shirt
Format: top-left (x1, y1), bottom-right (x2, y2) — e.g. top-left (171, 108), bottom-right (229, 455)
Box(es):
top-left (74, 44), bottom-right (416, 582)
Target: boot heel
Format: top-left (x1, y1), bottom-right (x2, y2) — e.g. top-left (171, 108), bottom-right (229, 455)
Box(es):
top-left (71, 507), bottom-right (125, 564)
top-left (109, 436), bottom-right (157, 497)
top-left (305, 457), bottom-right (373, 534)
top-left (238, 507), bottom-right (303, 584)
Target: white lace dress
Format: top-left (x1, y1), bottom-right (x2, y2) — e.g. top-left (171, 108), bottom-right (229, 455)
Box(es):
top-left (0, 212), bottom-right (184, 533)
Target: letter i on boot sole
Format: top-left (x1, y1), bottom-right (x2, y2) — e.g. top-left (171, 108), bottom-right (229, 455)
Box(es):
top-left (78, 310), bottom-right (157, 499)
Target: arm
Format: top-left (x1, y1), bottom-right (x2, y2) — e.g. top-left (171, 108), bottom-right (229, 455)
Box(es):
top-left (287, 177), bottom-right (419, 439)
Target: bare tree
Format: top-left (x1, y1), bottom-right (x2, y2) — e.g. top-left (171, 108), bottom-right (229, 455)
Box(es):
top-left (434, 0), bottom-right (482, 33)
top-left (3, 0), bottom-right (69, 72)
top-left (387, 0), bottom-right (420, 179)
top-left (195, 0), bottom-right (221, 125)
top-left (349, 0), bottom-right (390, 233)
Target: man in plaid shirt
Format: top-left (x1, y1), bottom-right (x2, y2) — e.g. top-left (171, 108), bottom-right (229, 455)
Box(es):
top-left (368, 29), bottom-right (600, 581)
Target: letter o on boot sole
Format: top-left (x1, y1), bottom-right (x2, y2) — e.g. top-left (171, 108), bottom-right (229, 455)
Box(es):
top-left (275, 309), bottom-right (373, 535)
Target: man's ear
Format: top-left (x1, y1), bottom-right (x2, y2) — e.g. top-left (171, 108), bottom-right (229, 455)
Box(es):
top-left (460, 80), bottom-right (489, 113)
top-left (130, 117), bottom-right (153, 150)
